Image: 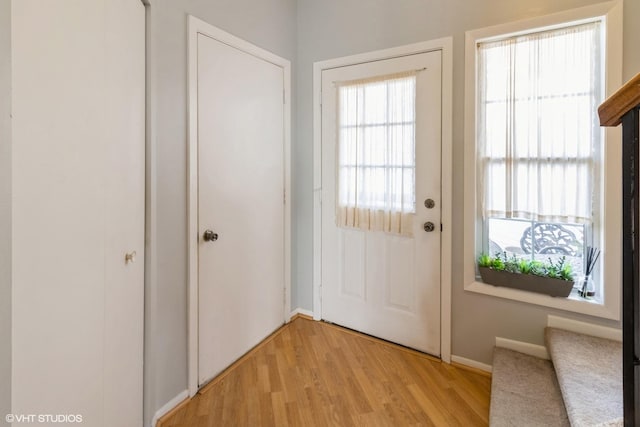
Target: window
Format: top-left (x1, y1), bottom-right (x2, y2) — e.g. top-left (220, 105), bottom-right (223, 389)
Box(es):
top-left (336, 72), bottom-right (417, 236)
top-left (464, 1), bottom-right (623, 319)
top-left (478, 22), bottom-right (602, 281)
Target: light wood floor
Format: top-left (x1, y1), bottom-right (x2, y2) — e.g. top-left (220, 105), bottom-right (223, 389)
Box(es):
top-left (159, 317), bottom-right (491, 427)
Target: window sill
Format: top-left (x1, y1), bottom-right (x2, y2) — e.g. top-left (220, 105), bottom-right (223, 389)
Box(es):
top-left (465, 280), bottom-right (619, 320)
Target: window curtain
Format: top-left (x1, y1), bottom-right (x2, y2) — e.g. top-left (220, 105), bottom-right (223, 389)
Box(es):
top-left (477, 22), bottom-right (602, 224)
top-left (335, 71), bottom-right (417, 237)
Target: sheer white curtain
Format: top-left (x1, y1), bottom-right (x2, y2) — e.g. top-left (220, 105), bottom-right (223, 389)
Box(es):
top-left (336, 71), bottom-right (417, 237)
top-left (477, 22), bottom-right (602, 224)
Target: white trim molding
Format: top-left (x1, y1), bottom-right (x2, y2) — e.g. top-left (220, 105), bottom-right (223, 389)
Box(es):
top-left (288, 308), bottom-right (314, 321)
top-left (495, 337), bottom-right (550, 360)
top-left (451, 355), bottom-right (493, 373)
top-left (187, 15), bottom-right (292, 397)
top-left (463, 0), bottom-right (623, 321)
top-left (152, 389), bottom-right (189, 427)
top-left (312, 37), bottom-right (454, 363)
top-left (547, 315), bottom-right (622, 341)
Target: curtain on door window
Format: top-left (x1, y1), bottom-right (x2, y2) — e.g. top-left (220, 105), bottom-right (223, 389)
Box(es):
top-left (336, 71), bottom-right (417, 237)
top-left (477, 22), bottom-right (602, 224)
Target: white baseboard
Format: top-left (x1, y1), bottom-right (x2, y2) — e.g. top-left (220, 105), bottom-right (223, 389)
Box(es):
top-left (288, 307), bottom-right (314, 321)
top-left (547, 315), bottom-right (622, 341)
top-left (451, 355), bottom-right (492, 373)
top-left (152, 389), bottom-right (189, 427)
top-left (495, 337), bottom-right (550, 360)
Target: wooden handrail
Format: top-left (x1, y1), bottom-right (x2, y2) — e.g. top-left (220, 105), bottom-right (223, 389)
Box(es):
top-left (599, 72), bottom-right (640, 127)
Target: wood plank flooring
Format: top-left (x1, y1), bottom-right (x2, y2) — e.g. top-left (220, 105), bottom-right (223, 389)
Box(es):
top-left (159, 317), bottom-right (491, 427)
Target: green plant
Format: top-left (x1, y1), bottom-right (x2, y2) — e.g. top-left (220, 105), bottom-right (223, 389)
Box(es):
top-left (490, 253), bottom-right (505, 270)
top-left (478, 253), bottom-right (492, 268)
top-left (503, 253), bottom-right (520, 274)
top-left (518, 259), bottom-right (532, 274)
top-left (477, 252), bottom-right (574, 281)
top-left (529, 260), bottom-right (547, 277)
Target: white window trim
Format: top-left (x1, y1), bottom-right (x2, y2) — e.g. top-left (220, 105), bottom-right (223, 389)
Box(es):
top-left (463, 0), bottom-right (623, 320)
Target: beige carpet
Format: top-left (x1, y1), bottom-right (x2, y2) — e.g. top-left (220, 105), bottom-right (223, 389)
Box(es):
top-left (490, 347), bottom-right (570, 426)
top-left (545, 327), bottom-right (622, 426)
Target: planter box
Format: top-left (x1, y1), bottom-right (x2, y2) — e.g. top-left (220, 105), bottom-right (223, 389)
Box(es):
top-left (479, 267), bottom-right (574, 298)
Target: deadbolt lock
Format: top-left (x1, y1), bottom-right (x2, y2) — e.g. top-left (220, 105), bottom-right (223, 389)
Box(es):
top-left (424, 199), bottom-right (435, 209)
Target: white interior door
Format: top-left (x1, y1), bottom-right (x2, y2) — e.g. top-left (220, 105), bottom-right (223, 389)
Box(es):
top-left (197, 32), bottom-right (286, 386)
top-left (11, 0), bottom-right (144, 425)
top-left (321, 51), bottom-right (442, 355)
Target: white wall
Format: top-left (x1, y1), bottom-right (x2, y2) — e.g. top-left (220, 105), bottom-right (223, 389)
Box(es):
top-left (294, 0), bottom-right (640, 365)
top-left (0, 0), bottom-right (11, 423)
top-left (144, 0), bottom-right (296, 425)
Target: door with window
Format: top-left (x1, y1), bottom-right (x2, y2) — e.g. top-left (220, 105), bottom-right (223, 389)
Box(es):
top-left (321, 51), bottom-right (442, 355)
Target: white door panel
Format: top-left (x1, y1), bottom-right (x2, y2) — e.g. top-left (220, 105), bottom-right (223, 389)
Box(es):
top-left (11, 0), bottom-right (144, 424)
top-left (103, 0), bottom-right (145, 425)
top-left (321, 51), bottom-right (442, 355)
top-left (197, 33), bottom-right (285, 385)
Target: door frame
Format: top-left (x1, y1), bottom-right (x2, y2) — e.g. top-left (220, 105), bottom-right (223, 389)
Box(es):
top-left (312, 38), bottom-right (453, 363)
top-left (186, 15), bottom-right (291, 397)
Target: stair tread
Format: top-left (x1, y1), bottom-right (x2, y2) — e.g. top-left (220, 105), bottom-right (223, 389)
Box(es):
top-left (545, 327), bottom-right (622, 427)
top-left (490, 347), bottom-right (570, 427)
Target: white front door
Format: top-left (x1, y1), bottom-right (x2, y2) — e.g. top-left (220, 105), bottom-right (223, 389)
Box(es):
top-left (321, 51), bottom-right (442, 355)
top-left (197, 32), bottom-right (286, 386)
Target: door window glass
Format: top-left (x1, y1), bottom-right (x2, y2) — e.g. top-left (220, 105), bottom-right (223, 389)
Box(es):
top-left (336, 71), bottom-right (417, 236)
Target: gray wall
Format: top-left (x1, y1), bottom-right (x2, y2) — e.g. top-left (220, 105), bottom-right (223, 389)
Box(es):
top-left (144, 0), bottom-right (296, 425)
top-left (294, 0), bottom-right (640, 365)
top-left (0, 0), bottom-right (11, 424)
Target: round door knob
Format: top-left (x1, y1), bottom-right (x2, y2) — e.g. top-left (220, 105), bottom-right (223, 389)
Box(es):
top-left (423, 222), bottom-right (435, 232)
top-left (203, 230), bottom-right (219, 242)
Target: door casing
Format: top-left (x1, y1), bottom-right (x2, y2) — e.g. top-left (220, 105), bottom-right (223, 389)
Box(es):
top-left (312, 39), bottom-right (453, 362)
top-left (187, 15), bottom-right (292, 397)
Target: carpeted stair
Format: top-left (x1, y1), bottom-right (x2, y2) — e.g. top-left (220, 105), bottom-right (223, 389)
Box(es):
top-left (490, 347), bottom-right (569, 426)
top-left (490, 327), bottom-right (622, 426)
